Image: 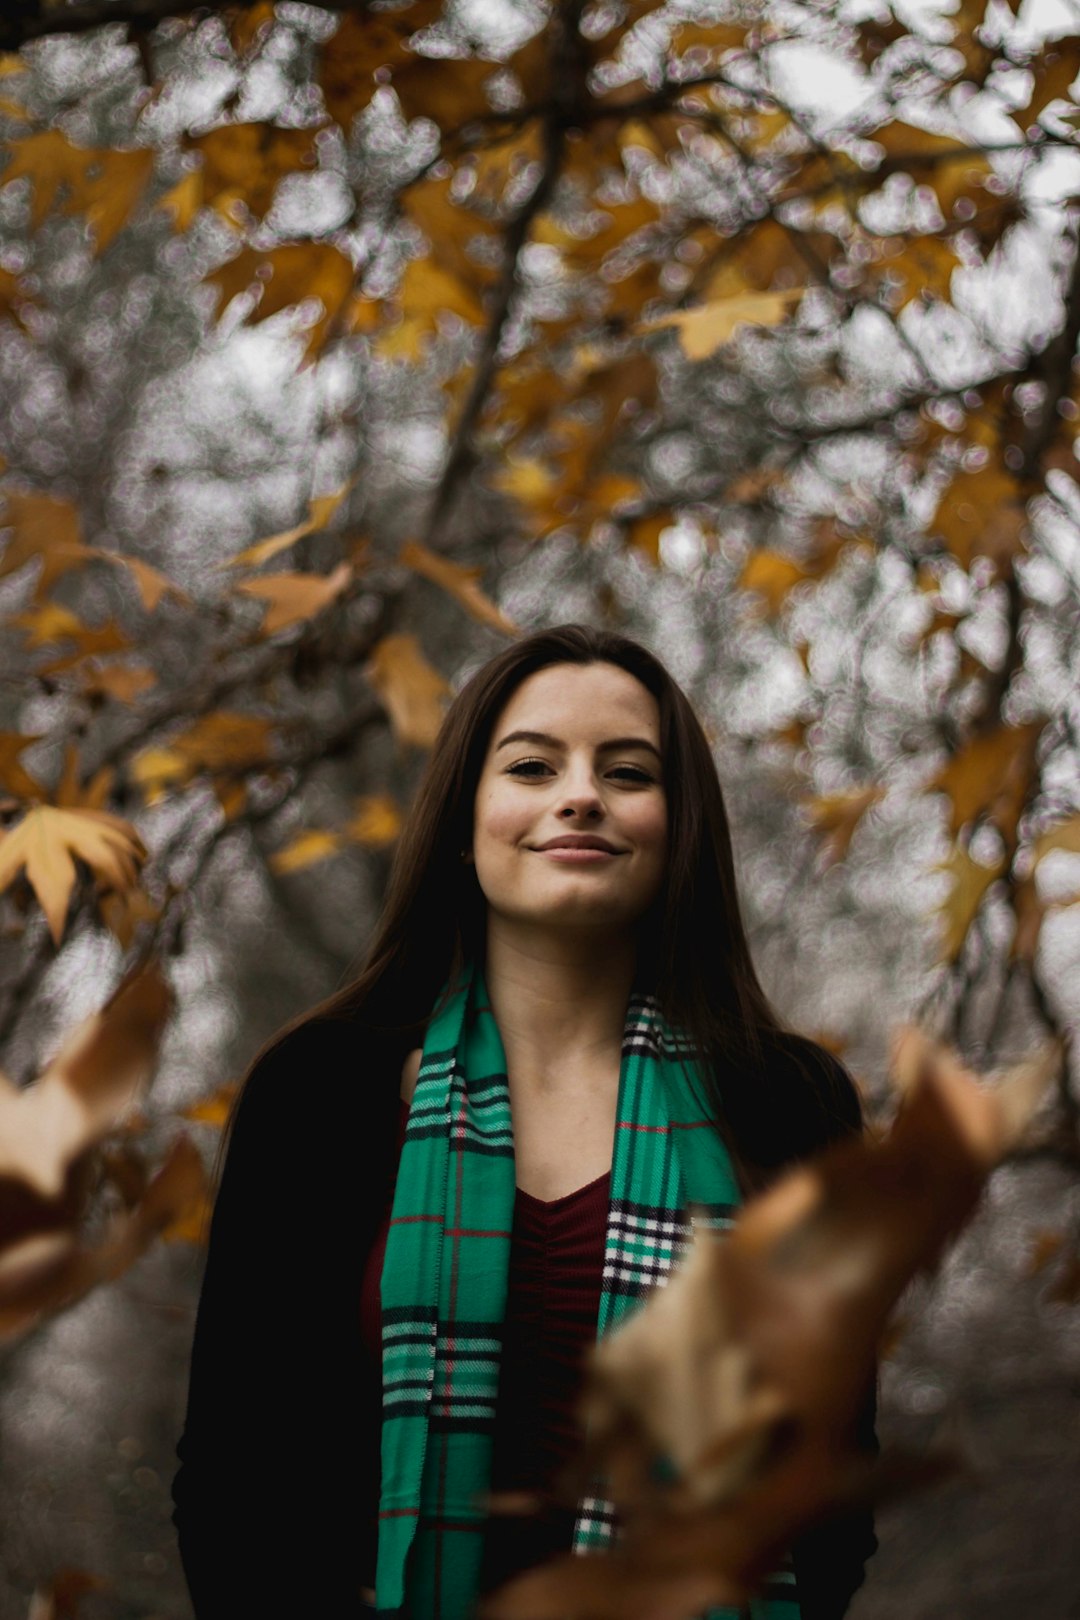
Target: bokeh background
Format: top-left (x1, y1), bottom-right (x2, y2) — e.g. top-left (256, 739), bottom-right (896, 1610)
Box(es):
top-left (1, 0), bottom-right (1079, 1615)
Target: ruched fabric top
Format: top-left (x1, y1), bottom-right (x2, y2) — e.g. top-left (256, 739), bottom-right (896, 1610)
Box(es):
top-left (361, 1101), bottom-right (610, 1589)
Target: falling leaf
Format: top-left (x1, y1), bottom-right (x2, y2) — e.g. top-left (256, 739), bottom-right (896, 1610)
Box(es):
top-left (268, 827), bottom-right (343, 874)
top-left (366, 634), bottom-right (449, 748)
top-left (400, 540), bottom-right (517, 634)
top-left (0, 964), bottom-right (170, 1199)
top-left (937, 844), bottom-right (1005, 962)
top-left (0, 805), bottom-right (147, 944)
top-left (930, 721), bottom-right (1043, 839)
top-left (347, 793), bottom-right (402, 846)
top-left (236, 560), bottom-right (352, 633)
top-left (490, 1028), bottom-right (1056, 1620)
top-left (89, 550), bottom-right (189, 611)
top-left (222, 483), bottom-right (353, 569)
top-left (804, 786), bottom-right (885, 863)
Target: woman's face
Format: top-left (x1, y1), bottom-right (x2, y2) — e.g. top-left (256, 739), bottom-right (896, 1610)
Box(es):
top-left (471, 661), bottom-right (668, 937)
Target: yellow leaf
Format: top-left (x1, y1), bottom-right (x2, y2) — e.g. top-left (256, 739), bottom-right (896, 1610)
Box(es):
top-left (268, 828), bottom-right (343, 874)
top-left (805, 786), bottom-right (885, 863)
top-left (400, 540), bottom-right (517, 635)
top-left (0, 806), bottom-right (147, 944)
top-left (1015, 38), bottom-right (1080, 127)
top-left (401, 172), bottom-right (500, 288)
top-left (157, 168), bottom-right (202, 232)
top-left (468, 121), bottom-right (544, 208)
top-left (228, 0), bottom-right (277, 54)
top-left (490, 455), bottom-right (557, 504)
top-left (1009, 875), bottom-right (1044, 965)
top-left (0, 488), bottom-right (87, 592)
top-left (2, 133), bottom-right (153, 250)
top-left (871, 121), bottom-right (992, 220)
top-left (99, 885), bottom-right (161, 949)
top-left (643, 289), bottom-right (802, 361)
top-left (89, 550), bottom-right (188, 611)
top-left (366, 633), bottom-right (449, 748)
top-left (222, 483), bottom-right (353, 569)
top-left (317, 4), bottom-right (444, 132)
top-left (347, 793), bottom-right (402, 846)
top-left (938, 844), bottom-right (1005, 961)
top-left (884, 235), bottom-right (961, 308)
top-left (181, 1080), bottom-right (239, 1128)
top-left (0, 732), bottom-right (43, 799)
top-left (205, 242), bottom-right (356, 358)
top-left (670, 20), bottom-right (749, 56)
top-left (186, 124), bottom-right (319, 224)
top-left (931, 460), bottom-right (1027, 571)
top-left (392, 56), bottom-right (495, 128)
top-left (131, 712), bottom-right (274, 799)
top-left (930, 722), bottom-right (1043, 838)
top-left (11, 602), bottom-right (91, 648)
top-left (624, 511), bottom-right (670, 564)
top-left (1034, 814), bottom-right (1080, 863)
top-left (236, 560), bottom-right (352, 633)
top-left (54, 744), bottom-right (113, 811)
top-left (396, 254), bottom-right (486, 327)
top-left (739, 549), bottom-right (809, 613)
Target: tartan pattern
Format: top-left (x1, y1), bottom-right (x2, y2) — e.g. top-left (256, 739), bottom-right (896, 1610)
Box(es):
top-left (375, 964), bottom-right (800, 1620)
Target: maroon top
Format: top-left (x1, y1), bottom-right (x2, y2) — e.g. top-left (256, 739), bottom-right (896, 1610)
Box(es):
top-left (360, 1101), bottom-right (610, 1588)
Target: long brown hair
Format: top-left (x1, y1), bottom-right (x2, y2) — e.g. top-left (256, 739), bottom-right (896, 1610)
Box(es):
top-left (241, 625), bottom-right (856, 1183)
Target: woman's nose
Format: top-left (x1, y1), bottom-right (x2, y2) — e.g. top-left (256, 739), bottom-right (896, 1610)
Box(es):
top-left (557, 768), bottom-right (604, 818)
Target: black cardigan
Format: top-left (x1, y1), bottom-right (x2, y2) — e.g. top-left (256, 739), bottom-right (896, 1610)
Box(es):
top-left (171, 1016), bottom-right (878, 1620)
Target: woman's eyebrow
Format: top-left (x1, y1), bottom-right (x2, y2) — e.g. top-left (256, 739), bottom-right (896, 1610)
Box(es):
top-left (495, 729), bottom-right (661, 761)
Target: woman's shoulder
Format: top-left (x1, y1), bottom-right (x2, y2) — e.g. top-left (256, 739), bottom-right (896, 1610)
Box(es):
top-left (726, 1026), bottom-right (864, 1177)
top-left (228, 1014), bottom-right (410, 1139)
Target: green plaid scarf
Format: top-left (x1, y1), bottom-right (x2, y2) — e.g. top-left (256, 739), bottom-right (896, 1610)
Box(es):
top-left (375, 961), bottom-right (800, 1620)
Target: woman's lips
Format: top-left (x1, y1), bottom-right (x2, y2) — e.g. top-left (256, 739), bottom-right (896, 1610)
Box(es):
top-left (532, 847), bottom-right (622, 862)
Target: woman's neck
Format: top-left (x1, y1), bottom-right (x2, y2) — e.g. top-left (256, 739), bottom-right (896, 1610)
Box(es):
top-left (483, 917), bottom-right (636, 1093)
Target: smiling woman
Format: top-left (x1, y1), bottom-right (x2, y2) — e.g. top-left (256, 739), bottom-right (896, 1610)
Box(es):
top-left (171, 625), bottom-right (877, 1620)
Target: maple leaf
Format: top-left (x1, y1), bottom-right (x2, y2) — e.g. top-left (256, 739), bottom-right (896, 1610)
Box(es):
top-left (131, 712), bottom-right (275, 801)
top-left (0, 805), bottom-right (147, 944)
top-left (937, 844), bottom-right (1005, 962)
top-left (0, 489), bottom-right (87, 593)
top-left (236, 560), bottom-right (352, 633)
top-left (366, 634), bottom-right (449, 748)
top-left (930, 721), bottom-right (1043, 839)
top-left (804, 786), bottom-right (885, 863)
top-left (185, 123), bottom-right (319, 224)
top-left (488, 1029), bottom-right (1057, 1620)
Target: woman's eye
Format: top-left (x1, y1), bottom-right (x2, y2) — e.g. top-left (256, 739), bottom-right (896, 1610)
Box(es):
top-left (609, 765), bottom-right (654, 783)
top-left (506, 759), bottom-right (553, 777)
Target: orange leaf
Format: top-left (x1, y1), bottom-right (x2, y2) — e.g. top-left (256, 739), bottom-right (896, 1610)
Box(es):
top-left (222, 483), bottom-right (353, 569)
top-left (804, 787), bottom-right (885, 863)
top-left (739, 550), bottom-right (808, 614)
top-left (347, 793), bottom-right (403, 847)
top-left (937, 844), bottom-right (1005, 962)
top-left (186, 123), bottom-right (319, 223)
top-left (0, 731), bottom-right (43, 799)
top-left (400, 540), bottom-right (517, 635)
top-left (366, 633), bottom-right (449, 748)
top-left (268, 828), bottom-right (343, 874)
top-left (643, 289), bottom-right (802, 360)
top-left (930, 721), bottom-right (1043, 838)
top-left (236, 560), bottom-right (352, 633)
top-left (0, 488), bottom-right (87, 593)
